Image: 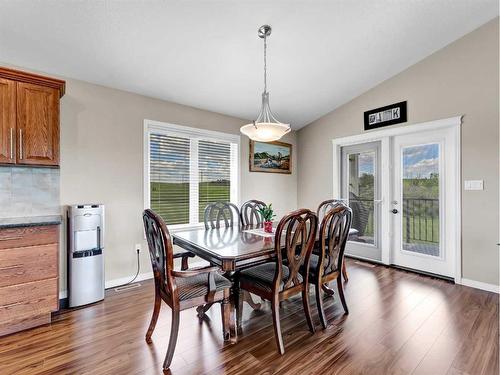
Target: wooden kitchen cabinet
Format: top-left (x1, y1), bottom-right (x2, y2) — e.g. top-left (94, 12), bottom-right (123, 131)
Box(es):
top-left (0, 78), bottom-right (16, 164)
top-left (17, 82), bottom-right (60, 166)
top-left (0, 224), bottom-right (59, 337)
top-left (0, 67), bottom-right (65, 167)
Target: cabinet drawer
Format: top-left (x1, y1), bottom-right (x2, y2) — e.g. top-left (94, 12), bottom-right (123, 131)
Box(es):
top-left (0, 243), bottom-right (58, 287)
top-left (0, 225), bottom-right (58, 249)
top-left (0, 278), bottom-right (58, 324)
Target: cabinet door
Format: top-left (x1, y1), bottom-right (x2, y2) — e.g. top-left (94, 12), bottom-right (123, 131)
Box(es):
top-left (16, 82), bottom-right (59, 166)
top-left (0, 78), bottom-right (16, 164)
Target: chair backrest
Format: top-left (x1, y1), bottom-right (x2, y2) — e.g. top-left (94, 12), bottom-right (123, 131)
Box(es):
top-left (317, 199), bottom-right (345, 224)
top-left (203, 202), bottom-right (240, 229)
top-left (273, 209), bottom-right (318, 291)
top-left (316, 204), bottom-right (352, 278)
top-left (143, 209), bottom-right (175, 296)
top-left (240, 199), bottom-right (266, 226)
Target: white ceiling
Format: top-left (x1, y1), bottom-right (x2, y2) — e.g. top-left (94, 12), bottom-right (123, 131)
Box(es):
top-left (0, 1), bottom-right (497, 128)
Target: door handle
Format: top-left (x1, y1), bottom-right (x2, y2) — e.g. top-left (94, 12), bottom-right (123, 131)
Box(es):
top-left (10, 128), bottom-right (13, 159)
top-left (391, 209), bottom-right (399, 214)
top-left (19, 129), bottom-right (23, 160)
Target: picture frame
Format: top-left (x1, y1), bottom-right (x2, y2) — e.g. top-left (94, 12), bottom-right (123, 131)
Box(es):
top-left (249, 140), bottom-right (292, 174)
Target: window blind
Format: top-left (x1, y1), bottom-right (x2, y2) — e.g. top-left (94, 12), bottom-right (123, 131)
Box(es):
top-left (148, 127), bottom-right (238, 227)
top-left (150, 134), bottom-right (190, 225)
top-left (198, 140), bottom-right (231, 221)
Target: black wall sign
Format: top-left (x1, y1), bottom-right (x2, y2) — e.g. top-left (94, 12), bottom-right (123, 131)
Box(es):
top-left (364, 101), bottom-right (407, 130)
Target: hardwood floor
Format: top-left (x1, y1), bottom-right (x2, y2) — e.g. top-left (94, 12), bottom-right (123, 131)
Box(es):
top-left (0, 259), bottom-right (498, 375)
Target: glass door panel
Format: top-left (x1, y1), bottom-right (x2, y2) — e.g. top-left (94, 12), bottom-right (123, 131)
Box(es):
top-left (348, 151), bottom-right (375, 245)
top-left (401, 143), bottom-right (440, 257)
top-left (341, 141), bottom-right (381, 261)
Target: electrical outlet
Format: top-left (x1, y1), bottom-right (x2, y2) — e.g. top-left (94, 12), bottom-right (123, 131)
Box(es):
top-left (135, 243), bottom-right (141, 253)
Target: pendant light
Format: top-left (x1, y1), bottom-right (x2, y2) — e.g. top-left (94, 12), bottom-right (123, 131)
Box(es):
top-left (240, 25), bottom-right (291, 142)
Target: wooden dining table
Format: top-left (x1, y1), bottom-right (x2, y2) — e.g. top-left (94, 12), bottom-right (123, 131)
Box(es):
top-left (172, 225), bottom-right (358, 340)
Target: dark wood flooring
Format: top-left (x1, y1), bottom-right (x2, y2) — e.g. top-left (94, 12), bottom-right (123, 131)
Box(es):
top-left (0, 259), bottom-right (498, 375)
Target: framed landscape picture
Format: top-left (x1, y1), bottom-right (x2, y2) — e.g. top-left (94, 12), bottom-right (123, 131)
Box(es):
top-left (249, 140), bottom-right (292, 174)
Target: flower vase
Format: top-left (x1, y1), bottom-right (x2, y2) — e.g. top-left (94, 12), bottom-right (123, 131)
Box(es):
top-left (264, 221), bottom-right (273, 233)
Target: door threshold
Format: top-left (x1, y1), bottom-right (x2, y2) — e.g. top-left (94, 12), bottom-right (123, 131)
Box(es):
top-left (390, 264), bottom-right (454, 283)
top-left (345, 254), bottom-right (384, 265)
top-left (345, 255), bottom-right (454, 283)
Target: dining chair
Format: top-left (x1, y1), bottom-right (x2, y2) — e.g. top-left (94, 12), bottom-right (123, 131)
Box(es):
top-left (317, 199), bottom-right (349, 282)
top-left (317, 199), bottom-right (344, 223)
top-left (202, 201), bottom-right (262, 314)
top-left (204, 201), bottom-right (240, 229)
top-left (237, 208), bottom-right (318, 354)
top-left (310, 204), bottom-right (352, 329)
top-left (240, 199), bottom-right (266, 226)
top-left (142, 209), bottom-right (232, 372)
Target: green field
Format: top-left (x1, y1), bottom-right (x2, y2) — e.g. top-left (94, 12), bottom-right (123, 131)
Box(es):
top-left (150, 181), bottom-right (230, 225)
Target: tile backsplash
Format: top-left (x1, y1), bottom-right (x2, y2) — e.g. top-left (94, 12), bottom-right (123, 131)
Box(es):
top-left (0, 167), bottom-right (60, 218)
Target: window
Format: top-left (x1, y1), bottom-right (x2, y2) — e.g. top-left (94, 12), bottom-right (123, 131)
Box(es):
top-left (144, 120), bottom-right (239, 228)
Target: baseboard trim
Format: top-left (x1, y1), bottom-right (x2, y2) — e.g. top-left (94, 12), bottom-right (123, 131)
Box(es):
top-left (104, 271), bottom-right (153, 289)
top-left (459, 278), bottom-right (499, 294)
top-left (58, 260), bottom-right (208, 301)
top-left (58, 271), bottom-right (153, 302)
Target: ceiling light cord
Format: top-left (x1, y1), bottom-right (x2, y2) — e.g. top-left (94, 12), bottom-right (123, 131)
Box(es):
top-left (264, 34), bottom-right (267, 93)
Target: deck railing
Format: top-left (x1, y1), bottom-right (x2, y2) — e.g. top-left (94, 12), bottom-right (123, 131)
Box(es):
top-left (348, 197), bottom-right (439, 245)
top-left (403, 198), bottom-right (439, 244)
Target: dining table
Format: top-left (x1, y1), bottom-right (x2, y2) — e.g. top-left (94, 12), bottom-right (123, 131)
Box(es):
top-left (172, 224), bottom-right (358, 340)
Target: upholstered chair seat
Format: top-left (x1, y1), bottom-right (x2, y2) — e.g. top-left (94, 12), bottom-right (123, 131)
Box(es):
top-left (239, 263), bottom-right (303, 294)
top-left (306, 253), bottom-right (338, 279)
top-left (175, 272), bottom-right (232, 301)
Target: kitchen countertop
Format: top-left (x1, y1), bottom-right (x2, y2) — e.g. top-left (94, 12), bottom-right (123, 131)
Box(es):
top-left (0, 215), bottom-right (62, 229)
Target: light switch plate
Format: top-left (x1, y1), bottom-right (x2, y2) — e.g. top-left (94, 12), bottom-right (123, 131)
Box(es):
top-left (464, 180), bottom-right (484, 190)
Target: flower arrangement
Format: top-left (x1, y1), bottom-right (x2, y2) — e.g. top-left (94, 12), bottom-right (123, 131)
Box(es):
top-left (258, 203), bottom-right (276, 233)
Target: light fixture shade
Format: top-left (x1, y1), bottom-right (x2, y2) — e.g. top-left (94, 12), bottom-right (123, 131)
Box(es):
top-left (240, 91), bottom-right (291, 142)
top-left (240, 122), bottom-right (291, 142)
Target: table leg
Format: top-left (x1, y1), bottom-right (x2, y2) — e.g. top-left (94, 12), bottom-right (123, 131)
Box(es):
top-left (322, 283), bottom-right (335, 296)
top-left (235, 290), bottom-right (260, 333)
top-left (223, 271), bottom-right (239, 340)
top-left (242, 290), bottom-right (261, 310)
top-left (236, 287), bottom-right (243, 332)
top-left (221, 297), bottom-right (231, 341)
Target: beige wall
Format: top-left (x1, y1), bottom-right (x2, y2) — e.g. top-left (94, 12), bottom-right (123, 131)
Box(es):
top-left (297, 18), bottom-right (499, 285)
top-left (57, 78), bottom-right (297, 290)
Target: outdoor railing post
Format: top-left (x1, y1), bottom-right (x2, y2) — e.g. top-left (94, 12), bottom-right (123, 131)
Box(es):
top-left (405, 199), bottom-right (410, 244)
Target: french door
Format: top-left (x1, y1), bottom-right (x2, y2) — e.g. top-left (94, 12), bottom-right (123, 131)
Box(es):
top-left (392, 128), bottom-right (457, 278)
top-left (341, 142), bottom-right (382, 261)
top-left (338, 121), bottom-right (459, 279)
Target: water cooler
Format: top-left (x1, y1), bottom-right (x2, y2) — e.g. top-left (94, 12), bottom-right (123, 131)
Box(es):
top-left (67, 204), bottom-right (105, 308)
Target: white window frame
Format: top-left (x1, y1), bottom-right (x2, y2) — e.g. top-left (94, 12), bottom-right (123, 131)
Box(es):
top-left (144, 119), bottom-right (241, 231)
